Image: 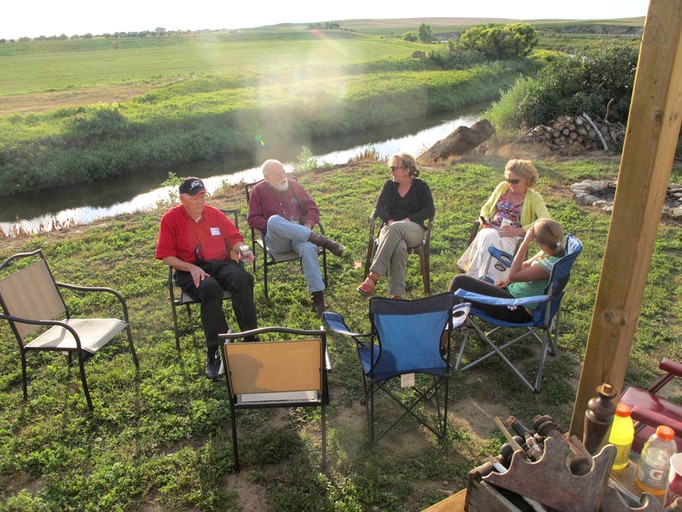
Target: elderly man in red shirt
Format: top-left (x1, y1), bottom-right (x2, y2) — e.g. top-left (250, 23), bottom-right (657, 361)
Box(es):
top-left (155, 177), bottom-right (258, 380)
top-left (247, 159), bottom-right (344, 317)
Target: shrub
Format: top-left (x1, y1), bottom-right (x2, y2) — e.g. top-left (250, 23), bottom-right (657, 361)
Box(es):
top-left (516, 43), bottom-right (638, 128)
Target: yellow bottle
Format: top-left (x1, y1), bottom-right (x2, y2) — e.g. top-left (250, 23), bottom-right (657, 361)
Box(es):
top-left (608, 403), bottom-right (635, 470)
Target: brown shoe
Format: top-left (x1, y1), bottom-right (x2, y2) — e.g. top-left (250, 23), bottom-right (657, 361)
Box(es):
top-left (308, 231), bottom-right (345, 257)
top-left (311, 291), bottom-right (326, 318)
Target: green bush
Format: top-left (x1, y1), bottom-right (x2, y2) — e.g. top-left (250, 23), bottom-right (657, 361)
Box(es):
top-left (460, 23), bottom-right (539, 59)
top-left (516, 43), bottom-right (638, 128)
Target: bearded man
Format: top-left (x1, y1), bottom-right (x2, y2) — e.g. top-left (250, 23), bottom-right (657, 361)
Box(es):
top-left (247, 159), bottom-right (344, 317)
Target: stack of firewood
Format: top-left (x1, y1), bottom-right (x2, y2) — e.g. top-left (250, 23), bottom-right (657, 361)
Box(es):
top-left (512, 114), bottom-right (625, 155)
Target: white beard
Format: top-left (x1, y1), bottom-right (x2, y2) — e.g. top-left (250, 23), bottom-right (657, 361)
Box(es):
top-left (273, 179), bottom-right (289, 192)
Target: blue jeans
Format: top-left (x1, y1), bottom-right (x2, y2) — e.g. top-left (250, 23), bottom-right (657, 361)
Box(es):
top-left (264, 215), bottom-right (324, 293)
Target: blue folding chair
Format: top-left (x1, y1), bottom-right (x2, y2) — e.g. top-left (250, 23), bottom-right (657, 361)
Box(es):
top-left (323, 294), bottom-right (470, 443)
top-left (453, 234), bottom-right (583, 392)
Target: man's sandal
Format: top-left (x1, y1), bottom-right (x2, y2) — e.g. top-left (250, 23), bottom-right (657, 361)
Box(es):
top-left (357, 274), bottom-right (378, 296)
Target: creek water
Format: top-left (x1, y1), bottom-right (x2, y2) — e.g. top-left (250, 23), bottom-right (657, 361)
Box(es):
top-left (0, 108), bottom-right (484, 236)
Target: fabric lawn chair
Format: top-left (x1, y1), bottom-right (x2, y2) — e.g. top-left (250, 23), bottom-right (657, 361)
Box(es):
top-left (323, 293), bottom-right (470, 444)
top-left (364, 213), bottom-right (434, 295)
top-left (0, 249), bottom-right (139, 410)
top-left (453, 234), bottom-right (583, 392)
top-left (166, 208), bottom-right (239, 350)
top-left (619, 357), bottom-right (682, 453)
top-left (219, 326), bottom-right (331, 472)
top-left (244, 181), bottom-right (328, 299)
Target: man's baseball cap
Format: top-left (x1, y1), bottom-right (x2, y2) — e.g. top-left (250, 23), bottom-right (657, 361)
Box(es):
top-left (179, 177), bottom-right (206, 195)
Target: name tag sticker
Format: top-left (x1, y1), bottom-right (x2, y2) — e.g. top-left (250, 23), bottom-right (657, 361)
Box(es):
top-left (210, 227), bottom-right (221, 236)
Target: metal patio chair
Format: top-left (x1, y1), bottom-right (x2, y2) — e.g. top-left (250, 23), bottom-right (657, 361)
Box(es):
top-left (219, 326), bottom-right (331, 472)
top-left (0, 249), bottom-right (139, 410)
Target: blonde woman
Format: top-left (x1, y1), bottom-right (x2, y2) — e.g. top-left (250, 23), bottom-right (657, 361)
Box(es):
top-left (450, 218), bottom-right (565, 323)
top-left (457, 159), bottom-right (550, 283)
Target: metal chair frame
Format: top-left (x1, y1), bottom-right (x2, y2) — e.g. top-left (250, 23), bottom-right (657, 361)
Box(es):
top-left (219, 326), bottom-right (330, 472)
top-left (453, 234), bottom-right (583, 392)
top-left (0, 249), bottom-right (139, 410)
top-left (323, 294), bottom-right (468, 444)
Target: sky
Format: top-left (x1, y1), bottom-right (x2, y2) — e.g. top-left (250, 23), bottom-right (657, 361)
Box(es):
top-left (2, 0), bottom-right (650, 40)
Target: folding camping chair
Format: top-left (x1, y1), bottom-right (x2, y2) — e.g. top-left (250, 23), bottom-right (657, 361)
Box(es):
top-left (364, 213), bottom-right (434, 295)
top-left (244, 181), bottom-right (329, 299)
top-left (0, 249), bottom-right (139, 410)
top-left (619, 357), bottom-right (682, 453)
top-left (453, 234), bottom-right (583, 392)
top-left (323, 294), bottom-right (470, 443)
top-left (219, 326), bottom-right (331, 472)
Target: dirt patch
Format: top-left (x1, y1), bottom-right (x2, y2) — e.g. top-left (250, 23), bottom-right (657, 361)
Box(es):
top-left (0, 82), bottom-right (161, 115)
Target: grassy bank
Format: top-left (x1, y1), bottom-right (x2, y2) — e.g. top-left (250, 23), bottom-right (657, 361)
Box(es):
top-left (0, 48), bottom-right (535, 197)
top-left (1, 154), bottom-right (680, 511)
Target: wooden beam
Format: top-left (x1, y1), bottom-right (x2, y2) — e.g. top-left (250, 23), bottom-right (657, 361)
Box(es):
top-left (569, 0), bottom-right (682, 438)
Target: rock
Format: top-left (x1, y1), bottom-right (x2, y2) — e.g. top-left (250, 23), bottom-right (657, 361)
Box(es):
top-left (418, 119), bottom-right (494, 162)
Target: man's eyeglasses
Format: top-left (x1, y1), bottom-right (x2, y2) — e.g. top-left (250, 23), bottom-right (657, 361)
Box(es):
top-left (505, 178), bottom-right (521, 184)
top-left (390, 165), bottom-right (404, 171)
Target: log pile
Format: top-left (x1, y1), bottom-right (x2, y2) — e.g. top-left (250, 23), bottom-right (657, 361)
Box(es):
top-left (512, 114), bottom-right (626, 155)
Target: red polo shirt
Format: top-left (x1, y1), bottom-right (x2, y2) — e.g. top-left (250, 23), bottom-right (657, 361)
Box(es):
top-left (155, 205), bottom-right (243, 263)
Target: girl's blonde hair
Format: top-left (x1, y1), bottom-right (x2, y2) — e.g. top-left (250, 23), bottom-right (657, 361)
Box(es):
top-left (533, 218), bottom-right (565, 256)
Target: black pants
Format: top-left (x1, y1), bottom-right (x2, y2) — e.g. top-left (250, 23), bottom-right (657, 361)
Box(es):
top-left (175, 259), bottom-right (258, 351)
top-left (449, 274), bottom-right (533, 323)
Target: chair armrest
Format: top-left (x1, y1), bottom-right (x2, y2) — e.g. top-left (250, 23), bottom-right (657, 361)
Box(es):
top-left (488, 246), bottom-right (514, 268)
top-left (0, 314), bottom-right (85, 349)
top-left (56, 282), bottom-right (130, 321)
top-left (451, 303), bottom-right (471, 329)
top-left (631, 405), bottom-right (682, 434)
top-left (322, 311), bottom-right (365, 337)
top-left (660, 358), bottom-right (682, 377)
top-left (453, 289), bottom-right (549, 308)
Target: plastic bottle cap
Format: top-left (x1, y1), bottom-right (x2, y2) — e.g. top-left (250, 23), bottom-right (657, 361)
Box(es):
top-left (615, 403), bottom-right (632, 417)
top-left (655, 425), bottom-right (675, 441)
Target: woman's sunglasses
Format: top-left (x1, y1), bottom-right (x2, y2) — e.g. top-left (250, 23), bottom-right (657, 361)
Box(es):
top-left (505, 178), bottom-right (521, 184)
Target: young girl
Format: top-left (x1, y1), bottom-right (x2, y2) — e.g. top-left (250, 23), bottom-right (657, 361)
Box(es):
top-left (449, 218), bottom-right (565, 323)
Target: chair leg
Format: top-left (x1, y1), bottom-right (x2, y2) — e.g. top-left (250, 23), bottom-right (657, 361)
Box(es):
top-left (21, 352), bottom-right (28, 401)
top-left (321, 402), bottom-right (327, 471)
top-left (230, 406), bottom-right (240, 472)
top-left (421, 253), bottom-right (430, 295)
top-left (171, 304), bottom-right (181, 350)
top-left (125, 325), bottom-right (139, 367)
top-left (76, 351), bottom-right (94, 411)
top-left (263, 259), bottom-right (269, 299)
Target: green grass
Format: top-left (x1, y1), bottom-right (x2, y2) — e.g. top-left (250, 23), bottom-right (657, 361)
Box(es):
top-left (0, 31), bottom-right (425, 95)
top-left (0, 154), bottom-right (679, 511)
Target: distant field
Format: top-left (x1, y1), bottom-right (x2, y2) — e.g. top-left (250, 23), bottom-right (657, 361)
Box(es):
top-left (0, 31), bottom-right (426, 98)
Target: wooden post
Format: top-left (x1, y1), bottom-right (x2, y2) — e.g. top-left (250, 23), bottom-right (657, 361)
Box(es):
top-left (569, 0), bottom-right (682, 438)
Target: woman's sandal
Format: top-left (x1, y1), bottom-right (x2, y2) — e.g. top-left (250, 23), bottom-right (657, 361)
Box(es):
top-left (357, 274), bottom-right (378, 296)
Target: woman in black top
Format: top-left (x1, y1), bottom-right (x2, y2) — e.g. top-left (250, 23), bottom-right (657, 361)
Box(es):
top-left (357, 152), bottom-right (435, 299)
